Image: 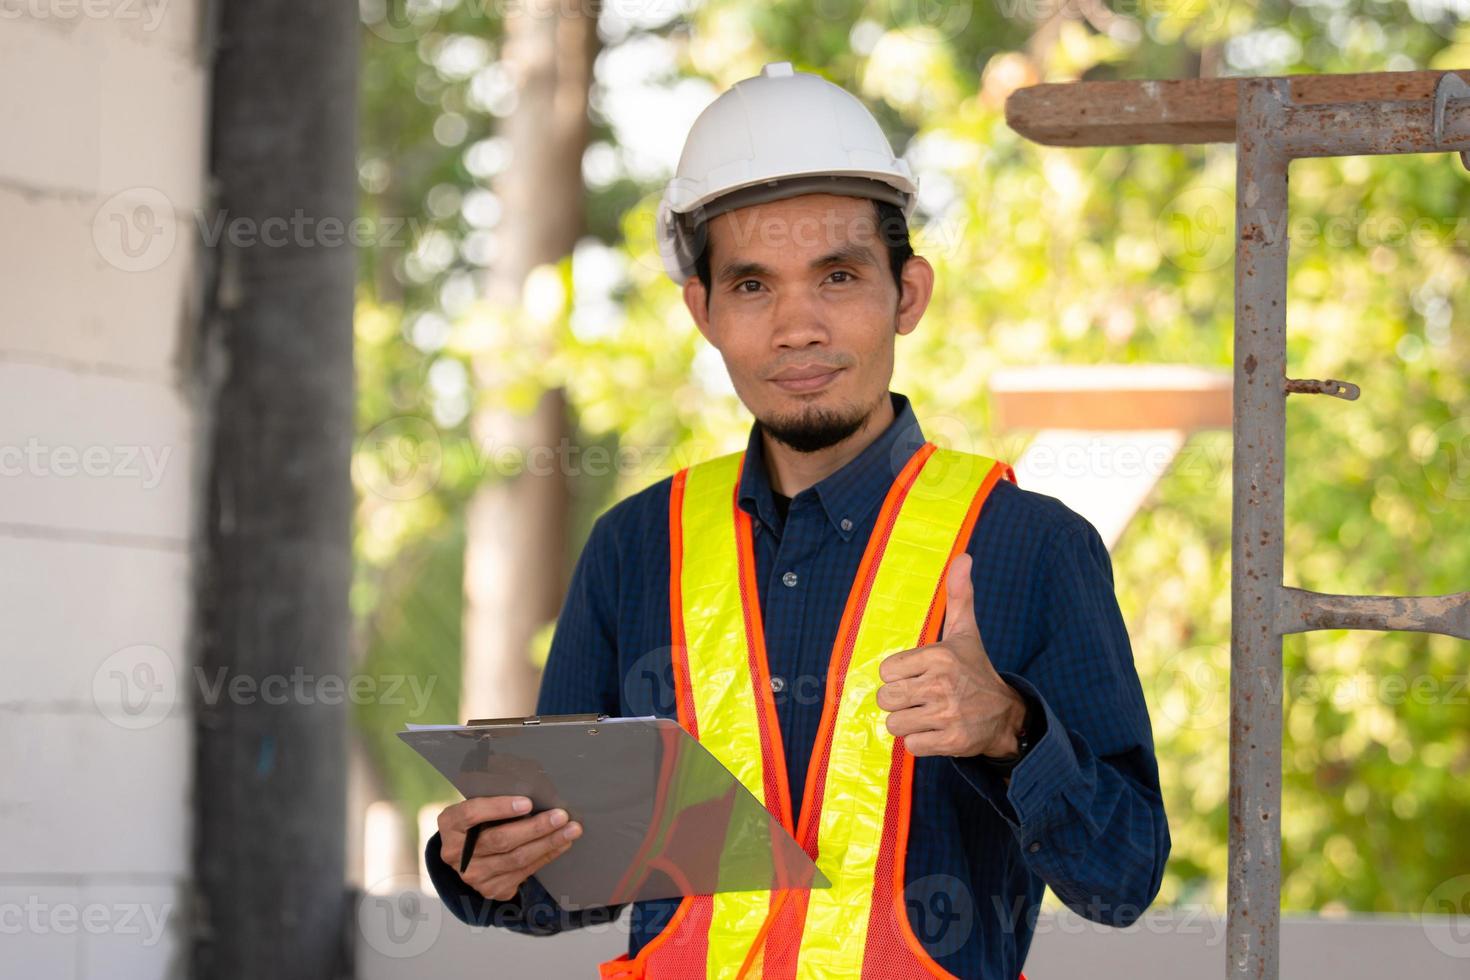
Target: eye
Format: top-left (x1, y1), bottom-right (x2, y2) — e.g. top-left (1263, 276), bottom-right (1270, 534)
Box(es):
top-left (827, 269), bottom-right (855, 283)
top-left (735, 279), bottom-right (763, 293)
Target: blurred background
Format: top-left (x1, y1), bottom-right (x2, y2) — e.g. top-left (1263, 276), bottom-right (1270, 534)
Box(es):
top-left (4, 0), bottom-right (1470, 977)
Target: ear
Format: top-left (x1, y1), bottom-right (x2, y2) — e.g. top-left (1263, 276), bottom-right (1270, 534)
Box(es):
top-left (682, 276), bottom-right (714, 345)
top-left (894, 254), bottom-right (933, 338)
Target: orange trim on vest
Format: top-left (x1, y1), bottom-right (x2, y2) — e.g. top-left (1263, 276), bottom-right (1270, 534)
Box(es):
top-left (862, 455), bottom-right (1013, 979)
top-left (732, 466), bottom-right (797, 837)
top-left (751, 441), bottom-right (937, 980)
top-left (731, 467), bottom-right (799, 940)
top-left (667, 467), bottom-right (698, 738)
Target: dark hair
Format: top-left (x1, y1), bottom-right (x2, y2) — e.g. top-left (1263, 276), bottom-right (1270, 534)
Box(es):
top-left (693, 197), bottom-right (914, 305)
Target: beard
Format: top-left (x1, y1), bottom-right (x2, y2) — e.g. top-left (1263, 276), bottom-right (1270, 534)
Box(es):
top-left (755, 392), bottom-right (881, 454)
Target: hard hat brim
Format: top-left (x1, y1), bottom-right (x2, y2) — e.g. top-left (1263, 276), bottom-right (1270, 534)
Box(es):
top-left (659, 174), bottom-right (915, 286)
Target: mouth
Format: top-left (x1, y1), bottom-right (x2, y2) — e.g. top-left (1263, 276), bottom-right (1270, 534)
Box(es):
top-left (769, 366), bottom-right (844, 393)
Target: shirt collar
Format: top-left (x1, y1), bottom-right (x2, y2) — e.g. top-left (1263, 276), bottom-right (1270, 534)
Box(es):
top-left (737, 391), bottom-right (928, 542)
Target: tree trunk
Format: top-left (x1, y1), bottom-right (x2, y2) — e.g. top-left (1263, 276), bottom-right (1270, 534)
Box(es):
top-left (193, 2), bottom-right (358, 978)
top-left (460, 2), bottom-right (601, 720)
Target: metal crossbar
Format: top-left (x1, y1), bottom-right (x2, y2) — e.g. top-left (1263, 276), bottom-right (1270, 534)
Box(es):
top-left (1005, 70), bottom-right (1470, 979)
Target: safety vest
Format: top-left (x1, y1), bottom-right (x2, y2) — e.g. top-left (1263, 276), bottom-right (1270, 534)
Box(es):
top-left (600, 441), bottom-right (1022, 980)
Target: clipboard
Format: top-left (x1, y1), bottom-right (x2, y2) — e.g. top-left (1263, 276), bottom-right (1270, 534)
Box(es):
top-left (399, 713), bottom-right (829, 910)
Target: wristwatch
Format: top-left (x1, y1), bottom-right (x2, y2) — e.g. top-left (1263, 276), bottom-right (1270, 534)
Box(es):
top-left (978, 692), bottom-right (1041, 775)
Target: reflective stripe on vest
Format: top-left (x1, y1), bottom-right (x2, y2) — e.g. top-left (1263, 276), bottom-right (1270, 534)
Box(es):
top-left (600, 442), bottom-right (1017, 980)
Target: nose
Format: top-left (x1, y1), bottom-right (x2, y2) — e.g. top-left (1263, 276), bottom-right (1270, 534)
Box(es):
top-left (769, 289), bottom-right (831, 350)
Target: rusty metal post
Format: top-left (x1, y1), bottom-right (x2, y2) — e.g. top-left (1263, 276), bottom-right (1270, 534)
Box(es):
top-left (1224, 72), bottom-right (1470, 980)
top-left (1228, 77), bottom-right (1290, 980)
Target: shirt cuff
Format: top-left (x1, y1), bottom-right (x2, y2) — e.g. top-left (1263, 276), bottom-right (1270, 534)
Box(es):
top-left (949, 672), bottom-right (1080, 830)
top-left (423, 830), bottom-right (563, 933)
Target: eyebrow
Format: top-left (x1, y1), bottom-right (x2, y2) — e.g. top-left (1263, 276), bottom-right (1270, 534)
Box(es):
top-left (715, 242), bottom-right (878, 284)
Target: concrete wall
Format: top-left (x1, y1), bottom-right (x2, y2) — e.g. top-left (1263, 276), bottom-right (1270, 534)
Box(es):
top-left (354, 898), bottom-right (1470, 979)
top-left (0, 4), bottom-right (208, 979)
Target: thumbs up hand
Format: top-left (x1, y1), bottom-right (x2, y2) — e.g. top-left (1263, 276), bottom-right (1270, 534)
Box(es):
top-left (875, 553), bottom-right (1029, 759)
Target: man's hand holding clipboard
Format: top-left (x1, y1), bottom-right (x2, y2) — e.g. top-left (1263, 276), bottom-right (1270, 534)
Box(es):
top-left (436, 794), bottom-right (583, 902)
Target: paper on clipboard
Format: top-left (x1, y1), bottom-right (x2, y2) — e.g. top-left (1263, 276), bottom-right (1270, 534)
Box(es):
top-left (399, 714), bottom-right (828, 910)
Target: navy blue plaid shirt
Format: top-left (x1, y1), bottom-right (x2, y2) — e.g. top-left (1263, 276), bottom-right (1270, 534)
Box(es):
top-left (426, 390), bottom-right (1170, 979)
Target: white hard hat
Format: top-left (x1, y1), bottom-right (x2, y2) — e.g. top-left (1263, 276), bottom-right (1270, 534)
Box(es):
top-left (655, 61), bottom-right (919, 286)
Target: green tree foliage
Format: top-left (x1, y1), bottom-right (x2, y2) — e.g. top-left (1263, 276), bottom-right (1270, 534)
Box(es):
top-left (352, 0), bottom-right (1470, 915)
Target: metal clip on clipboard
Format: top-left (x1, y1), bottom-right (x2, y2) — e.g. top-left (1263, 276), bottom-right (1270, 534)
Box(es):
top-left (445, 713), bottom-right (613, 876)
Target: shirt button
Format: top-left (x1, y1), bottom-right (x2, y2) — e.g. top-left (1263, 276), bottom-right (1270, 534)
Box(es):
top-left (770, 675), bottom-right (786, 693)
top-left (781, 571), bottom-right (799, 588)
top-left (840, 518), bottom-right (853, 532)
top-left (1028, 842), bottom-right (1042, 854)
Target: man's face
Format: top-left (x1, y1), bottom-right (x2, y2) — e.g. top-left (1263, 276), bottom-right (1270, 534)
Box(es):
top-left (681, 193), bottom-right (933, 453)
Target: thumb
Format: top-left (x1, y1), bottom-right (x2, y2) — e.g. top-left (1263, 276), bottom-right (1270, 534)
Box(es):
top-left (942, 553), bottom-right (978, 641)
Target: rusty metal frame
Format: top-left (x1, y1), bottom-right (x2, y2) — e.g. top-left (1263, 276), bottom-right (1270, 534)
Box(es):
top-left (1228, 74), bottom-right (1470, 979)
top-left (1004, 69), bottom-right (1470, 980)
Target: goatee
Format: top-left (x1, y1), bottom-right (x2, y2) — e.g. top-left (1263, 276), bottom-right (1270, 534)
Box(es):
top-left (756, 399), bottom-right (874, 454)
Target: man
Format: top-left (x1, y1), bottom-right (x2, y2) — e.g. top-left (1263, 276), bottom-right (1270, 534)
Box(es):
top-left (426, 62), bottom-right (1169, 979)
